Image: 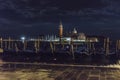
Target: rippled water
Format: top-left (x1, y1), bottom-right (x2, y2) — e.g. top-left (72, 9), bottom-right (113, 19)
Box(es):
top-left (0, 58), bottom-right (120, 80)
top-left (0, 54), bottom-right (120, 80)
top-left (0, 60), bottom-right (58, 80)
top-left (0, 69), bottom-right (54, 80)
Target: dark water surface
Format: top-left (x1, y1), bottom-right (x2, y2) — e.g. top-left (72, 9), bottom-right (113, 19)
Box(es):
top-left (0, 53), bottom-right (120, 80)
top-left (0, 60), bottom-right (120, 80)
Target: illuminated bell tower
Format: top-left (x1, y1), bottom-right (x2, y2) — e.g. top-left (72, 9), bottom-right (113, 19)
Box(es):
top-left (59, 21), bottom-right (63, 44)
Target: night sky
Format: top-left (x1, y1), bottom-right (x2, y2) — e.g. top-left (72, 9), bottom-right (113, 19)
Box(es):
top-left (0, 0), bottom-right (120, 39)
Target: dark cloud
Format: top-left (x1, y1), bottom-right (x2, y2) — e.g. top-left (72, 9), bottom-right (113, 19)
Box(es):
top-left (0, 0), bottom-right (120, 39)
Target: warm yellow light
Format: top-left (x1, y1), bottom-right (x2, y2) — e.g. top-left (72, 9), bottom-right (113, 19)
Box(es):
top-left (59, 22), bottom-right (63, 37)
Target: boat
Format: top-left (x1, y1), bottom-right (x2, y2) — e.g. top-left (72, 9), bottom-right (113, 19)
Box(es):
top-left (74, 46), bottom-right (90, 59)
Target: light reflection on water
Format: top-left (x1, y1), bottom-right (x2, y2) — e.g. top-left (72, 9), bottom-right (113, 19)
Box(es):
top-left (0, 64), bottom-right (56, 80)
top-left (0, 59), bottom-right (55, 80)
top-left (0, 58), bottom-right (120, 80)
top-left (0, 69), bottom-right (54, 80)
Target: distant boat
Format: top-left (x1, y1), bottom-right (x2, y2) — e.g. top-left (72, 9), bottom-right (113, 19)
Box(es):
top-left (74, 46), bottom-right (90, 59)
top-left (91, 49), bottom-right (106, 60)
top-left (3, 49), bottom-right (17, 55)
top-left (18, 49), bottom-right (36, 55)
top-left (53, 45), bottom-right (71, 61)
top-left (107, 51), bottom-right (117, 59)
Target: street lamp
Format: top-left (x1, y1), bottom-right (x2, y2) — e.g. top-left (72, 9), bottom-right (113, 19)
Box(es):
top-left (21, 36), bottom-right (26, 50)
top-left (21, 36), bottom-right (26, 43)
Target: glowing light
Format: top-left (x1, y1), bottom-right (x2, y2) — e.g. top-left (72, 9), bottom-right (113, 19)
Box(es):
top-left (21, 37), bottom-right (26, 43)
top-left (66, 38), bottom-right (71, 41)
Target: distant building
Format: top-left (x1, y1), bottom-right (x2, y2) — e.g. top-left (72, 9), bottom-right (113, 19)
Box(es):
top-left (57, 22), bottom-right (100, 43)
top-left (86, 35), bottom-right (106, 43)
top-left (73, 28), bottom-right (77, 34)
top-left (78, 33), bottom-right (86, 40)
top-left (59, 22), bottom-right (63, 38)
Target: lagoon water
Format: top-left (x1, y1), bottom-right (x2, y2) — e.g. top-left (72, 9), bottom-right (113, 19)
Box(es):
top-left (0, 61), bottom-right (120, 80)
top-left (0, 54), bottom-right (120, 80)
top-left (0, 60), bottom-right (59, 80)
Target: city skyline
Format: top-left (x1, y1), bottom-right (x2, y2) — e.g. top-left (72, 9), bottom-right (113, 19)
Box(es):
top-left (0, 0), bottom-right (120, 39)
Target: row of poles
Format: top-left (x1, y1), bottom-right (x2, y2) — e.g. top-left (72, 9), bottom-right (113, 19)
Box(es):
top-left (0, 37), bottom-right (41, 53)
top-left (0, 37), bottom-right (120, 57)
top-left (58, 37), bottom-right (120, 60)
